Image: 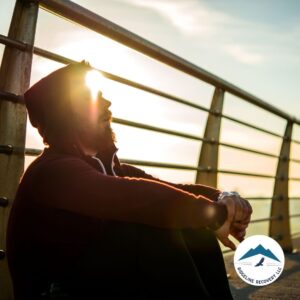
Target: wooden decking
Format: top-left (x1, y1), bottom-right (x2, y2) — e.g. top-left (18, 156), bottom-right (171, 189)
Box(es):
top-left (224, 237), bottom-right (300, 299)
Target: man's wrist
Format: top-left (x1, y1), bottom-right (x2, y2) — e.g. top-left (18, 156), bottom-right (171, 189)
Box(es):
top-left (206, 202), bottom-right (228, 231)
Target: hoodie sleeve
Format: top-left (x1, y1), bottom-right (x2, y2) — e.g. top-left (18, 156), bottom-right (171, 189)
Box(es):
top-left (36, 156), bottom-right (227, 230)
top-left (120, 163), bottom-right (221, 202)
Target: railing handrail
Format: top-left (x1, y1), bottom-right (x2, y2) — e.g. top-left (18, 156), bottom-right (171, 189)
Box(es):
top-left (39, 0), bottom-right (300, 125)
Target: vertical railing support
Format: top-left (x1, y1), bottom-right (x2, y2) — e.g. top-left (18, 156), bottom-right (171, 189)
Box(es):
top-left (269, 121), bottom-right (293, 252)
top-left (0, 1), bottom-right (38, 299)
top-left (195, 87), bottom-right (224, 187)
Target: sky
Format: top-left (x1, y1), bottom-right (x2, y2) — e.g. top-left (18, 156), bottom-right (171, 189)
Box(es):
top-left (1, 0), bottom-right (300, 234)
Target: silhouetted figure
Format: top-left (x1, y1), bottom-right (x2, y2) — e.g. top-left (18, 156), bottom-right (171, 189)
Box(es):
top-left (6, 62), bottom-right (252, 299)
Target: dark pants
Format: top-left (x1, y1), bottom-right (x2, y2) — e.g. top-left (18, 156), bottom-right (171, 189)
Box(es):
top-left (65, 223), bottom-right (233, 299)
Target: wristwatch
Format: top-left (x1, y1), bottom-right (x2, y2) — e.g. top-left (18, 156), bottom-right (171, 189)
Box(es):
top-left (217, 191), bottom-right (240, 202)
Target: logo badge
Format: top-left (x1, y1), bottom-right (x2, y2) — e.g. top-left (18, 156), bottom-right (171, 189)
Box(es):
top-left (234, 235), bottom-right (284, 286)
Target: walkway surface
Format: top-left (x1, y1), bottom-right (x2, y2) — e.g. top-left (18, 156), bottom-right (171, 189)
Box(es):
top-left (224, 237), bottom-right (300, 299)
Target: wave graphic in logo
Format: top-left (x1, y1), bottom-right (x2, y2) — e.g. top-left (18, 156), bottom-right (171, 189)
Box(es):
top-left (239, 244), bottom-right (280, 262)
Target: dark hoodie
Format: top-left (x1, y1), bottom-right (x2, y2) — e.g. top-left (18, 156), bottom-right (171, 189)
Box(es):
top-left (6, 62), bottom-right (227, 298)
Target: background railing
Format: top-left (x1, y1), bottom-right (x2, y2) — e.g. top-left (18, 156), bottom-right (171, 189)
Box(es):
top-left (0, 0), bottom-right (300, 299)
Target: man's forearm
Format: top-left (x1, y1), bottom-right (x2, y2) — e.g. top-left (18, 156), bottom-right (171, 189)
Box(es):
top-left (164, 182), bottom-right (221, 202)
top-left (121, 164), bottom-right (221, 201)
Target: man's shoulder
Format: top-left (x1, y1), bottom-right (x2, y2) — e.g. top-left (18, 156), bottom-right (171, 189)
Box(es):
top-left (24, 151), bottom-right (90, 178)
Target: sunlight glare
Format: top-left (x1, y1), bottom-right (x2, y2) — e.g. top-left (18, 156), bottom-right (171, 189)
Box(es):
top-left (85, 70), bottom-right (105, 102)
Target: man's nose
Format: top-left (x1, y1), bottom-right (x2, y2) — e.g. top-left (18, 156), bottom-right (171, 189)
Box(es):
top-left (102, 97), bottom-right (111, 108)
top-left (97, 91), bottom-right (111, 108)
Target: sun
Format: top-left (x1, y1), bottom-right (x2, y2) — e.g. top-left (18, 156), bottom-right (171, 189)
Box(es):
top-left (85, 70), bottom-right (105, 102)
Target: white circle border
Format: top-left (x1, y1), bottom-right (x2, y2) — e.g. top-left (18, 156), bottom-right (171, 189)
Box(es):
top-left (233, 235), bottom-right (285, 286)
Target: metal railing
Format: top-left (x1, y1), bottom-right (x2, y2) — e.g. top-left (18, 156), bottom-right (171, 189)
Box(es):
top-left (1, 0), bottom-right (300, 244)
top-left (0, 0), bottom-right (300, 298)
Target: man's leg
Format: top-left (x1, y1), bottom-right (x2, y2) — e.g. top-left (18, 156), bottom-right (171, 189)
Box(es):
top-left (137, 225), bottom-right (212, 299)
top-left (66, 222), bottom-right (213, 299)
top-left (65, 221), bottom-right (143, 299)
top-left (182, 228), bottom-right (233, 300)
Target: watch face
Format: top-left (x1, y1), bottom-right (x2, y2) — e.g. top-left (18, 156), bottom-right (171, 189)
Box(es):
top-left (218, 191), bottom-right (239, 201)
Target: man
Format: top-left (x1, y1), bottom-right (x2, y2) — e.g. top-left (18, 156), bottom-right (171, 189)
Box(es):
top-left (7, 62), bottom-right (252, 299)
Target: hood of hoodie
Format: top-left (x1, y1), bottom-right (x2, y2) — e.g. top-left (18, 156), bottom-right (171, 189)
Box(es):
top-left (24, 62), bottom-right (92, 155)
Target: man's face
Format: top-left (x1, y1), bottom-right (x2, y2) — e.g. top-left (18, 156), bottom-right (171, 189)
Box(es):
top-left (69, 72), bottom-right (113, 150)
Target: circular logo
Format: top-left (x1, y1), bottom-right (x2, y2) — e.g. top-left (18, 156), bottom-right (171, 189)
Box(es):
top-left (234, 235), bottom-right (284, 286)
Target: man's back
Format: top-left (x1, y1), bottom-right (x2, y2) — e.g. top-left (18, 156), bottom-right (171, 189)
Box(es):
top-left (6, 149), bottom-right (109, 298)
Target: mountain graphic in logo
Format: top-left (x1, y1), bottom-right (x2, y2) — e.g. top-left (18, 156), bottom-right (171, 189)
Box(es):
top-left (239, 244), bottom-right (280, 262)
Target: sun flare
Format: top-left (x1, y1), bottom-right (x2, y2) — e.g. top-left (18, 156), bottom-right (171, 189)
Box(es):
top-left (85, 70), bottom-right (105, 102)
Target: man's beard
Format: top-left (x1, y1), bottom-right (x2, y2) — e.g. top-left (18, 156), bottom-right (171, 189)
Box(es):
top-left (94, 124), bottom-right (116, 150)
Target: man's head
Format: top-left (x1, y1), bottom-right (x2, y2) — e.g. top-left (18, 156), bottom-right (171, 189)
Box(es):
top-left (25, 61), bottom-right (114, 154)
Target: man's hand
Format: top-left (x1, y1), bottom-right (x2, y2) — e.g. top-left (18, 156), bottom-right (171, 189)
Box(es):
top-left (214, 195), bottom-right (252, 250)
top-left (227, 194), bottom-right (252, 242)
top-left (219, 192), bottom-right (252, 223)
top-left (230, 220), bottom-right (249, 242)
top-left (214, 197), bottom-right (236, 250)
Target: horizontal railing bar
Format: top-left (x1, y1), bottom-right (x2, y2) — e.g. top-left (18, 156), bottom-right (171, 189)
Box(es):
top-left (30, 49), bottom-right (297, 143)
top-left (218, 141), bottom-right (278, 158)
top-left (292, 139), bottom-right (300, 145)
top-left (218, 169), bottom-right (275, 179)
top-left (34, 48), bottom-right (214, 114)
top-left (250, 216), bottom-right (280, 223)
top-left (0, 145), bottom-right (42, 155)
top-left (18, 113), bottom-right (282, 163)
top-left (20, 105), bottom-right (281, 159)
top-left (0, 35), bottom-right (213, 113)
top-left (290, 214), bottom-right (300, 218)
top-left (289, 178), bottom-right (300, 181)
top-left (34, 46), bottom-right (74, 65)
top-left (0, 145), bottom-right (13, 155)
top-left (24, 149), bottom-right (203, 170)
top-left (292, 232), bottom-right (300, 237)
top-left (290, 158), bottom-right (300, 164)
top-left (25, 148), bottom-right (42, 156)
top-left (120, 159), bottom-right (203, 171)
top-left (112, 157), bottom-right (276, 178)
top-left (245, 197), bottom-right (272, 200)
top-left (101, 76), bottom-right (211, 113)
top-left (0, 35), bottom-right (292, 164)
top-left (1, 35), bottom-right (296, 145)
top-left (114, 118), bottom-right (279, 158)
top-left (246, 196), bottom-right (300, 200)
top-left (0, 33), bottom-right (32, 51)
top-left (18, 104), bottom-right (280, 159)
top-left (0, 90), bottom-right (24, 104)
top-left (221, 114), bottom-right (283, 138)
top-left (24, 149), bottom-right (300, 181)
top-left (22, 151), bottom-right (290, 180)
top-left (113, 117), bottom-right (204, 141)
top-left (39, 0), bottom-right (300, 125)
top-left (1, 30), bottom-right (288, 139)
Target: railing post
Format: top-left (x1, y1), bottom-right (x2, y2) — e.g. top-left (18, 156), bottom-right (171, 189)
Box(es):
top-left (269, 121), bottom-right (293, 252)
top-left (0, 0), bottom-right (38, 299)
top-left (195, 87), bottom-right (224, 187)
